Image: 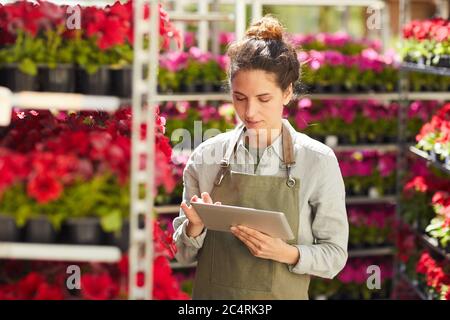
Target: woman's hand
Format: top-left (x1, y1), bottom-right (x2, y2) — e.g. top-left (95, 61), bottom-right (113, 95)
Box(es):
top-left (180, 192), bottom-right (221, 238)
top-left (231, 225), bottom-right (300, 265)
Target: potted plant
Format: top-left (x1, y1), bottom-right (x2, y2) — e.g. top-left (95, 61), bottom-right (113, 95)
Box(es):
top-left (109, 43), bottom-right (133, 98)
top-left (0, 183), bottom-right (63, 243)
top-left (181, 59), bottom-right (202, 93)
top-left (38, 27), bottom-right (76, 93)
top-left (72, 35), bottom-right (112, 95)
top-left (0, 30), bottom-right (41, 91)
top-left (59, 176), bottom-right (108, 245)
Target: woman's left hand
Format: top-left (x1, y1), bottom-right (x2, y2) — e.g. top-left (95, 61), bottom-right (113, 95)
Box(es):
top-left (230, 225), bottom-right (300, 265)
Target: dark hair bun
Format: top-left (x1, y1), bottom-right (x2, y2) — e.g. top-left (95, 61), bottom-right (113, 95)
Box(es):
top-left (245, 15), bottom-right (284, 41)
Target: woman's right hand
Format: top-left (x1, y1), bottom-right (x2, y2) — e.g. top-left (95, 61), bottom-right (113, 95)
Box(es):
top-left (181, 192), bottom-right (221, 238)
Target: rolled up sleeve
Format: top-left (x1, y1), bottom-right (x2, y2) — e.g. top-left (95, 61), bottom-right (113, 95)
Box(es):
top-left (172, 148), bottom-right (208, 265)
top-left (288, 150), bottom-right (349, 279)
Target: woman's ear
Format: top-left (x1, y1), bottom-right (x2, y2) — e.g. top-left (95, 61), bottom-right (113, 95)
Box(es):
top-left (283, 83), bottom-right (293, 106)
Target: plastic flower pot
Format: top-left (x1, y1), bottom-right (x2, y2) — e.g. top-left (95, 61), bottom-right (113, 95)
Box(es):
top-left (383, 136), bottom-right (397, 143)
top-left (62, 217), bottom-right (103, 245)
top-left (201, 82), bottom-right (214, 93)
top-left (24, 216), bottom-right (57, 244)
top-left (75, 66), bottom-right (110, 95)
top-left (372, 84), bottom-right (386, 93)
top-left (180, 82), bottom-right (198, 93)
top-left (110, 65), bottom-right (132, 98)
top-left (0, 215), bottom-right (21, 242)
top-left (0, 64), bottom-right (38, 91)
top-left (213, 82), bottom-right (225, 92)
top-left (436, 55), bottom-right (450, 68)
top-left (327, 84), bottom-right (344, 93)
top-left (337, 135), bottom-right (351, 145)
top-left (104, 219), bottom-right (129, 251)
top-left (39, 64), bottom-right (75, 92)
top-left (356, 84), bottom-right (369, 93)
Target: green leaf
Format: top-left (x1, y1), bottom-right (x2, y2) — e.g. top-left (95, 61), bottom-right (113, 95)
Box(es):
top-left (100, 209), bottom-right (123, 233)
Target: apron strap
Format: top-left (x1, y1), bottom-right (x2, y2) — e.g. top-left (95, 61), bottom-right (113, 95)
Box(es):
top-left (214, 122), bottom-right (245, 186)
top-left (214, 121), bottom-right (297, 188)
top-left (282, 123), bottom-right (297, 188)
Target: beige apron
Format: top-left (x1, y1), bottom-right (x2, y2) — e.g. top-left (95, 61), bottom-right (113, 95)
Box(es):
top-left (192, 122), bottom-right (310, 300)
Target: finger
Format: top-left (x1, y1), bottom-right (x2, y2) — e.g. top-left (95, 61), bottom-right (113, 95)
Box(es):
top-left (181, 200), bottom-right (202, 223)
top-left (232, 229), bottom-right (261, 256)
top-left (190, 195), bottom-right (199, 202)
top-left (231, 226), bottom-right (262, 252)
top-left (201, 192), bottom-right (213, 204)
top-left (214, 201), bottom-right (222, 205)
top-left (237, 225), bottom-right (269, 242)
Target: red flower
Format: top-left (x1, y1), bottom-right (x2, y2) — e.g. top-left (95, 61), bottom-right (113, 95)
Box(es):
top-left (27, 172), bottom-right (63, 204)
top-left (33, 283), bottom-right (64, 300)
top-left (81, 273), bottom-right (119, 300)
top-left (404, 176), bottom-right (429, 193)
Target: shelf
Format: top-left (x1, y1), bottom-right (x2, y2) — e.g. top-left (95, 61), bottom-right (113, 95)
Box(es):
top-left (155, 205), bottom-right (180, 215)
top-left (401, 62), bottom-right (450, 77)
top-left (417, 232), bottom-right (450, 261)
top-left (332, 144), bottom-right (398, 152)
top-left (306, 92), bottom-right (450, 101)
top-left (348, 246), bottom-right (395, 258)
top-left (167, 12), bottom-right (234, 22)
top-left (346, 196), bottom-right (396, 205)
top-left (409, 146), bottom-right (450, 175)
top-left (170, 261), bottom-right (197, 270)
top-left (192, 0), bottom-right (385, 6)
top-left (0, 242), bottom-right (121, 263)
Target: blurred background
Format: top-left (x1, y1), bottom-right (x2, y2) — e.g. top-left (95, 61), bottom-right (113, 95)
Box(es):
top-left (0, 0), bottom-right (449, 300)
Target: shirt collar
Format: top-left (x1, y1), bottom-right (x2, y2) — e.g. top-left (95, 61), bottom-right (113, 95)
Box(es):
top-left (235, 119), bottom-right (296, 162)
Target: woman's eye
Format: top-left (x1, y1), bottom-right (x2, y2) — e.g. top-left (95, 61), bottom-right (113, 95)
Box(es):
top-left (260, 99), bottom-right (270, 103)
top-left (235, 97), bottom-right (246, 101)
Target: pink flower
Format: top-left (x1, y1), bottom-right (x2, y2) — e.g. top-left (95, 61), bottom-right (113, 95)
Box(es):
top-left (189, 47), bottom-right (212, 63)
top-left (219, 31), bottom-right (235, 45)
top-left (215, 54), bottom-right (230, 71)
top-left (378, 154), bottom-right (396, 177)
top-left (183, 31), bottom-right (195, 48)
top-left (323, 50), bottom-right (345, 66)
top-left (337, 264), bottom-right (354, 283)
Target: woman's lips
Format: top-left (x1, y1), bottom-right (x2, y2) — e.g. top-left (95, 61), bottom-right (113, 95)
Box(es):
top-left (246, 120), bottom-right (262, 127)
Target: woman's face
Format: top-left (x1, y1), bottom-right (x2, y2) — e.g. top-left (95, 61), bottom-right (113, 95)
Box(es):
top-left (231, 69), bottom-right (292, 145)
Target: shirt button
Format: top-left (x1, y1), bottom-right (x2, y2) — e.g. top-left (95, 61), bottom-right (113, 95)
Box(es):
top-left (267, 148), bottom-right (272, 156)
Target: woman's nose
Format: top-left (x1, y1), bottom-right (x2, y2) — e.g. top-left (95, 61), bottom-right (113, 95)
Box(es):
top-left (245, 100), bottom-right (259, 119)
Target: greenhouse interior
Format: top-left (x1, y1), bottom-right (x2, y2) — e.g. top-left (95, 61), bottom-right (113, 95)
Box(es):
top-left (0, 0), bottom-right (449, 301)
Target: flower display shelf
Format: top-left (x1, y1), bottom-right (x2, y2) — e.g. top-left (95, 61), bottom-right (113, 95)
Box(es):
top-left (407, 227), bottom-right (450, 261)
top-left (332, 144), bottom-right (398, 152)
top-left (401, 62), bottom-right (450, 78)
top-left (346, 196), bottom-right (396, 205)
top-left (347, 246), bottom-right (395, 258)
top-left (409, 146), bottom-right (450, 175)
top-left (308, 92), bottom-right (450, 101)
top-left (155, 205), bottom-right (181, 215)
top-left (0, 242), bottom-right (121, 263)
top-left (170, 261), bottom-right (197, 270)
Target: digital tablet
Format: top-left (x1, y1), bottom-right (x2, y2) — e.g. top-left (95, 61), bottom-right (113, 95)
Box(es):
top-left (190, 202), bottom-right (295, 240)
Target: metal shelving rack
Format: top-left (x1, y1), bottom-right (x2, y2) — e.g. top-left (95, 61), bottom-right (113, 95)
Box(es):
top-left (394, 0), bottom-right (450, 300)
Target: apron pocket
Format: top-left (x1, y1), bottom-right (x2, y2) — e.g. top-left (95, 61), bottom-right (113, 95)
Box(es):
top-left (211, 231), bottom-right (274, 292)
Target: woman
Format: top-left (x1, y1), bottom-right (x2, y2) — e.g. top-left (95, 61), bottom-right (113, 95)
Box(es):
top-left (172, 16), bottom-right (348, 300)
